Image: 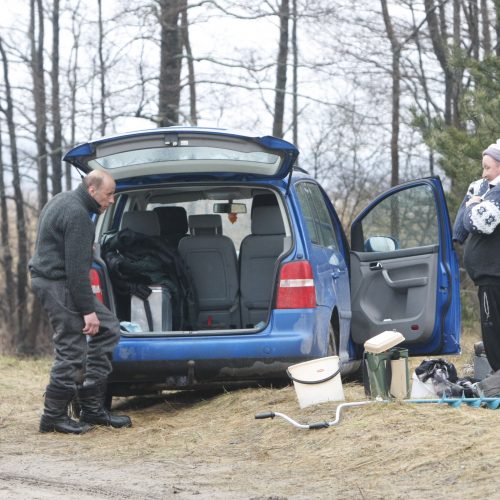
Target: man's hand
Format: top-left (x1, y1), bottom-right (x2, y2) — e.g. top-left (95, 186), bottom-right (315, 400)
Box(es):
top-left (466, 195), bottom-right (482, 207)
top-left (83, 312), bottom-right (100, 336)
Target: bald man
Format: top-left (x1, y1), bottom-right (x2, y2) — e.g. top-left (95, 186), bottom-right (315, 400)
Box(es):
top-left (30, 171), bottom-right (131, 434)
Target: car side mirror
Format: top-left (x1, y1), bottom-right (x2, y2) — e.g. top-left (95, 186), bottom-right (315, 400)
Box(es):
top-left (364, 236), bottom-right (398, 252)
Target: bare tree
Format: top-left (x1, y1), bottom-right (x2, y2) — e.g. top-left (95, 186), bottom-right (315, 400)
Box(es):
top-left (292, 0), bottom-right (298, 146)
top-left (158, 0), bottom-right (185, 126)
top-left (29, 0), bottom-right (49, 209)
top-left (423, 0), bottom-right (464, 126)
top-left (272, 0), bottom-right (289, 138)
top-left (0, 36), bottom-right (30, 353)
top-left (181, 4), bottom-right (197, 125)
top-left (409, 1), bottom-right (437, 176)
top-left (480, 0), bottom-right (492, 54)
top-left (452, 0), bottom-right (462, 128)
top-left (495, 0), bottom-right (500, 56)
top-left (0, 120), bottom-right (15, 331)
top-left (97, 0), bottom-right (107, 135)
top-left (66, 1), bottom-right (82, 190)
top-left (464, 0), bottom-right (480, 60)
top-left (380, 0), bottom-right (401, 187)
top-left (50, 0), bottom-right (63, 195)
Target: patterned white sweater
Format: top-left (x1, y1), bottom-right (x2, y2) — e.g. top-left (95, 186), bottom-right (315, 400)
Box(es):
top-left (463, 183), bottom-right (500, 235)
top-left (453, 178), bottom-right (489, 243)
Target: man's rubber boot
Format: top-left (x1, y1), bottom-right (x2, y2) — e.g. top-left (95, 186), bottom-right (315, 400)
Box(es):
top-left (78, 381), bottom-right (132, 428)
top-left (39, 385), bottom-right (93, 434)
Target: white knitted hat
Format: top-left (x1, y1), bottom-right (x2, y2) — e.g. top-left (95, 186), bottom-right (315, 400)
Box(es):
top-left (483, 139), bottom-right (500, 162)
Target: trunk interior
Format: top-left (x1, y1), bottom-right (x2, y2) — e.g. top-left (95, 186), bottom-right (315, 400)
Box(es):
top-left (96, 184), bottom-right (292, 335)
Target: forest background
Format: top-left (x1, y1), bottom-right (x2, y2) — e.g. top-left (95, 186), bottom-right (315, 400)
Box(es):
top-left (0, 0), bottom-right (499, 355)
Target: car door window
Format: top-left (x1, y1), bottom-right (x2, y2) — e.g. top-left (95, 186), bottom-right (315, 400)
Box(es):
top-left (296, 183), bottom-right (320, 245)
top-left (310, 186), bottom-right (340, 251)
top-left (360, 184), bottom-right (439, 251)
top-left (296, 182), bottom-right (339, 250)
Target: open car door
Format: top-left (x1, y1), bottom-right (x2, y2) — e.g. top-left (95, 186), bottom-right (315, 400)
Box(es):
top-left (350, 177), bottom-right (461, 355)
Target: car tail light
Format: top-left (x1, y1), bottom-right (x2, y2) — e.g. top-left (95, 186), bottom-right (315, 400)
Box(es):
top-left (89, 268), bottom-right (104, 303)
top-left (275, 261), bottom-right (316, 309)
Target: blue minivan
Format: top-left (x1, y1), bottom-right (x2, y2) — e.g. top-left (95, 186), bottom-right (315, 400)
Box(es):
top-left (64, 127), bottom-right (461, 397)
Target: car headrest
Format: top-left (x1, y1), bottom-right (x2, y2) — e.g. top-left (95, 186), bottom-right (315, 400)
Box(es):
top-left (188, 214), bottom-right (223, 235)
top-left (251, 205), bottom-right (285, 235)
top-left (120, 211), bottom-right (161, 236)
top-left (251, 193), bottom-right (278, 213)
top-left (153, 206), bottom-right (188, 235)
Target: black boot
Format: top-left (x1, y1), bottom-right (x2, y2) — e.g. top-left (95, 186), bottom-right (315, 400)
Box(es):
top-left (77, 381), bottom-right (132, 428)
top-left (39, 385), bottom-right (93, 434)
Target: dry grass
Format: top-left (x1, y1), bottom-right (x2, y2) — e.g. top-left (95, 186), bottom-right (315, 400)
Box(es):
top-left (1, 327), bottom-right (499, 499)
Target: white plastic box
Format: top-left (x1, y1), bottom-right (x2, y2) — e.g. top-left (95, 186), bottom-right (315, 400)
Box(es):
top-left (410, 372), bottom-right (437, 398)
top-left (130, 286), bottom-right (173, 332)
top-left (364, 330), bottom-right (405, 354)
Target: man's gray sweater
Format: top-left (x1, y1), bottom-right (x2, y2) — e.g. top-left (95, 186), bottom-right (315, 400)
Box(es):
top-left (29, 183), bottom-right (101, 315)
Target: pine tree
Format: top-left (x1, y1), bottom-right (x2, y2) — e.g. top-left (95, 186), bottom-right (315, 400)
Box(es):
top-left (418, 56), bottom-right (500, 214)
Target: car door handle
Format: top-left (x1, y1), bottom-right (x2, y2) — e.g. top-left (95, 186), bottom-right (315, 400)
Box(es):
top-left (382, 270), bottom-right (428, 289)
top-left (369, 262), bottom-right (383, 271)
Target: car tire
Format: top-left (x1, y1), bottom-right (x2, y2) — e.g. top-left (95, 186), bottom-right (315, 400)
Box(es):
top-left (327, 320), bottom-right (338, 357)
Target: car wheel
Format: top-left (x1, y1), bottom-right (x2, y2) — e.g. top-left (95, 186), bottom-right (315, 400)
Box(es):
top-left (327, 321), bottom-right (338, 357)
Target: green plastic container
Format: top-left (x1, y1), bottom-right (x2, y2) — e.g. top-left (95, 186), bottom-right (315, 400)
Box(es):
top-left (365, 347), bottom-right (410, 399)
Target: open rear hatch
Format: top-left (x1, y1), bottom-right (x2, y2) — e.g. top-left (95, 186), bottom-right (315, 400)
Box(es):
top-left (63, 127), bottom-right (299, 183)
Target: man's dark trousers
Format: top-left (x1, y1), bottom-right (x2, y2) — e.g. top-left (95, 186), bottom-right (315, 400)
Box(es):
top-left (31, 276), bottom-right (120, 390)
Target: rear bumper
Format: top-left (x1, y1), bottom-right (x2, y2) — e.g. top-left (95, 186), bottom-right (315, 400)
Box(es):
top-left (109, 357), bottom-right (301, 393)
top-left (109, 309), bottom-right (321, 389)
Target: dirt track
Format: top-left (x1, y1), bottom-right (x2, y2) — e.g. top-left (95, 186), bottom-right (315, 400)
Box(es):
top-left (1, 339), bottom-right (500, 500)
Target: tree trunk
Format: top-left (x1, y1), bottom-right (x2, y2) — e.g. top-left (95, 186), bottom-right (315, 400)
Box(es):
top-left (98, 0), bottom-right (107, 135)
top-left (292, 0), bottom-right (298, 147)
top-left (66, 4), bottom-right (82, 190)
top-left (494, 0), bottom-right (500, 57)
top-left (480, 0), bottom-right (492, 55)
top-left (181, 2), bottom-right (197, 125)
top-left (272, 0), bottom-right (289, 138)
top-left (465, 0), bottom-right (480, 60)
top-left (26, 0), bottom-right (50, 353)
top-left (451, 0), bottom-right (462, 127)
top-left (51, 0), bottom-right (62, 195)
top-left (0, 37), bottom-right (30, 354)
top-left (380, 0), bottom-right (400, 187)
top-left (30, 0), bottom-right (49, 209)
top-left (411, 2), bottom-right (436, 176)
top-left (0, 121), bottom-right (15, 331)
top-left (158, 0), bottom-right (184, 127)
top-left (424, 0), bottom-right (453, 125)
